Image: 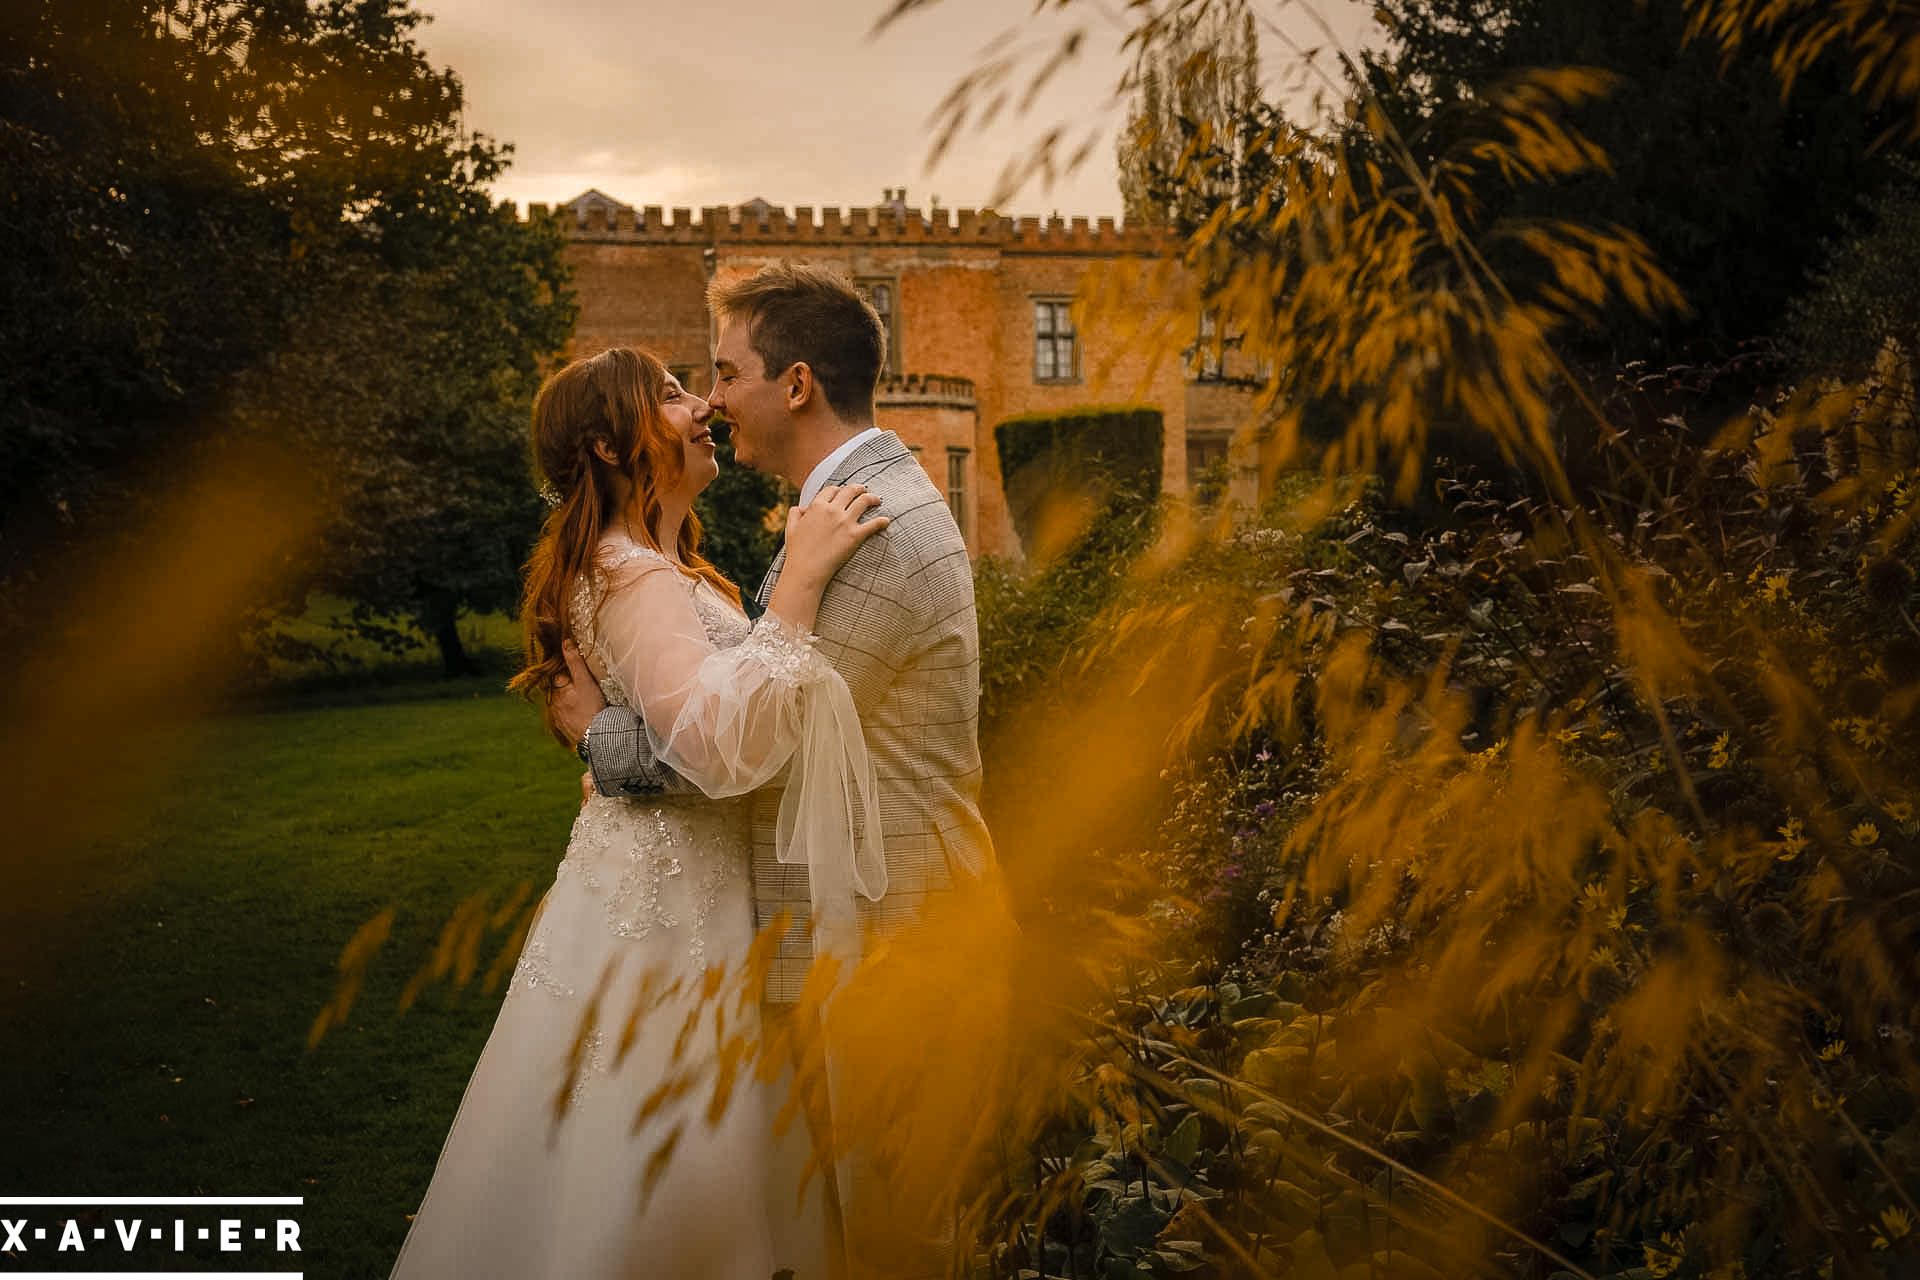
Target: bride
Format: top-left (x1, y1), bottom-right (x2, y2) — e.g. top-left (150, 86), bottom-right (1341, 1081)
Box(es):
top-left (389, 346), bottom-right (889, 1279)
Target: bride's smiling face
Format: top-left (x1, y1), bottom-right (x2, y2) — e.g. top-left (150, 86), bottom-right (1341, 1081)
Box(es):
top-left (657, 371), bottom-right (719, 501)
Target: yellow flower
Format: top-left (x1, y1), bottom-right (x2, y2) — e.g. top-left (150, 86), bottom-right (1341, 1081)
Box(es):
top-left (1818, 1040), bottom-right (1846, 1062)
top-left (1874, 1205), bottom-right (1913, 1250)
top-left (1553, 726), bottom-right (1582, 746)
top-left (1778, 818), bottom-right (1809, 861)
top-left (1761, 572), bottom-right (1791, 603)
top-left (1850, 822), bottom-right (1881, 848)
top-left (1607, 905), bottom-right (1630, 934)
top-left (1579, 882), bottom-right (1610, 912)
top-left (1888, 799), bottom-right (1915, 826)
top-left (1708, 732), bottom-right (1732, 770)
top-left (1851, 719), bottom-right (1889, 752)
top-left (1644, 1231), bottom-right (1685, 1277)
top-left (1810, 654), bottom-right (1838, 689)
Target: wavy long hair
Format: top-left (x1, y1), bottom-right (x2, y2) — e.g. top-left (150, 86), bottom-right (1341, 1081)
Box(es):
top-left (510, 347), bottom-right (741, 744)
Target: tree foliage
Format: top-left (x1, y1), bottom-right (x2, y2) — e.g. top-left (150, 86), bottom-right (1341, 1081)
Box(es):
top-left (0, 0), bottom-right (573, 671)
top-left (1117, 0), bottom-right (1265, 228)
top-left (1349, 0), bottom-right (1916, 361)
top-left (693, 435), bottom-right (788, 602)
top-left (1789, 157), bottom-right (1920, 381)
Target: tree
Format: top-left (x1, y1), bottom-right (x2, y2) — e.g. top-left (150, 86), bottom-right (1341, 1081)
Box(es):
top-left (1116, 2), bottom-right (1265, 229)
top-left (694, 436), bottom-right (789, 601)
top-left (1789, 157), bottom-right (1920, 380)
top-left (0, 0), bottom-right (574, 672)
top-left (1346, 0), bottom-right (1918, 362)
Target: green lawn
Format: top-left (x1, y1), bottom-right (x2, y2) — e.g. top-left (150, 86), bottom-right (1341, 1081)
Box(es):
top-left (0, 684), bottom-right (584, 1277)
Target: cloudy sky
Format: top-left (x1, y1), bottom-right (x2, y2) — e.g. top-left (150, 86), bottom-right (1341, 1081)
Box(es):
top-left (410, 0), bottom-right (1379, 220)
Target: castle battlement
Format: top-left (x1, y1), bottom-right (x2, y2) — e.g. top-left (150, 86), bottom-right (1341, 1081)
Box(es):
top-left (516, 197), bottom-right (1164, 254)
top-left (876, 372), bottom-right (977, 408)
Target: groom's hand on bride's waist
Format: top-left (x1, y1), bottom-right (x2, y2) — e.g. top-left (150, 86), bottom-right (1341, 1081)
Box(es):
top-left (557, 639), bottom-right (696, 801)
top-left (553, 638), bottom-right (609, 747)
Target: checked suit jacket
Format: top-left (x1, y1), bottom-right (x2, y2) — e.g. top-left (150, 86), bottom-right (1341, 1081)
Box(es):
top-left (582, 429), bottom-right (995, 1002)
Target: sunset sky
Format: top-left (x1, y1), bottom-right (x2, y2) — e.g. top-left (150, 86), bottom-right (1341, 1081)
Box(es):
top-left (410, 0), bottom-right (1378, 220)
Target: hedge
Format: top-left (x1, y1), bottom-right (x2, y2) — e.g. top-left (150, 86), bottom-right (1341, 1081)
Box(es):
top-left (993, 405), bottom-right (1163, 552)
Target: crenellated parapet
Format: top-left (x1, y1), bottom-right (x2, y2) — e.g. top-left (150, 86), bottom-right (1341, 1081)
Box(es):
top-left (510, 197), bottom-right (1166, 254)
top-left (876, 372), bottom-right (977, 410)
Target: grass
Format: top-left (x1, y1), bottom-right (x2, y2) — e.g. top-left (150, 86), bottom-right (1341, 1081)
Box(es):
top-left (0, 685), bottom-right (585, 1277)
top-left (242, 594), bottom-right (522, 695)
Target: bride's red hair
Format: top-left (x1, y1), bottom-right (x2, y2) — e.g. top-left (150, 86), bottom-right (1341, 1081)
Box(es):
top-left (510, 347), bottom-right (741, 744)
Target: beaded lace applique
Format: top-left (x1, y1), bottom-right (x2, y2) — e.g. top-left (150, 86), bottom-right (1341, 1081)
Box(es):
top-left (514, 541), bottom-right (756, 1044)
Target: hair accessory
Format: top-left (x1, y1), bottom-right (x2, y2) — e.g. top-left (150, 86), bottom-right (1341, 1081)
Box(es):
top-left (538, 482), bottom-right (563, 509)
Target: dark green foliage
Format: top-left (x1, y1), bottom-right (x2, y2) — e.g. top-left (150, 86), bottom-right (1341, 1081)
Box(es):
top-left (1352, 0), bottom-right (1916, 361)
top-left (995, 404), bottom-right (1164, 488)
top-left (1789, 157), bottom-right (1920, 379)
top-left (694, 437), bottom-right (791, 600)
top-left (993, 404), bottom-right (1163, 554)
top-left (0, 0), bottom-right (574, 671)
top-left (975, 492), bottom-right (1159, 736)
top-left (975, 371), bottom-right (1920, 1274)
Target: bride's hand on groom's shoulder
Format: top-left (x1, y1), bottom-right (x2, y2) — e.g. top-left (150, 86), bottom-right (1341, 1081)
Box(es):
top-left (784, 483), bottom-right (889, 588)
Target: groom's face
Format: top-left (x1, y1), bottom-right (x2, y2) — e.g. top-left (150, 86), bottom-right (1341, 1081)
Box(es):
top-left (708, 317), bottom-right (789, 480)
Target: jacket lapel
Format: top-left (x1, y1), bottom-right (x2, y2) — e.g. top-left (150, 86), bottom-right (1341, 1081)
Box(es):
top-left (755, 432), bottom-right (908, 607)
top-left (756, 545), bottom-right (784, 609)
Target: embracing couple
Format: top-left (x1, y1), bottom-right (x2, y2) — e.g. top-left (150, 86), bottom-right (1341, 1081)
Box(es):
top-left (389, 264), bottom-right (995, 1279)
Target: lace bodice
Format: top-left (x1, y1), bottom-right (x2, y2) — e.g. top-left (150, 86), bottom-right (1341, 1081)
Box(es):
top-left (568, 542), bottom-right (752, 704)
top-left (544, 531), bottom-right (885, 1011)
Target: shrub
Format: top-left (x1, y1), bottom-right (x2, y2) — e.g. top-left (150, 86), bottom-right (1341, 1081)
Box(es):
top-left (993, 405), bottom-right (1163, 553)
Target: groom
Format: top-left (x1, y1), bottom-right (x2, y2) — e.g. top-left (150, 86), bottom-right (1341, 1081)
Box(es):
top-left (550, 262), bottom-right (995, 1277)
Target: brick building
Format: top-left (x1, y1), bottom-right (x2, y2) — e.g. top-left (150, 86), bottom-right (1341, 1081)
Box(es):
top-left (535, 188), bottom-right (1261, 559)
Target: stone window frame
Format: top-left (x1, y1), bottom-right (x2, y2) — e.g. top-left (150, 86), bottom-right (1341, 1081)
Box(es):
top-left (945, 447), bottom-right (971, 538)
top-left (1188, 313), bottom-right (1278, 384)
top-left (1032, 298), bottom-right (1080, 384)
top-left (857, 277), bottom-right (901, 377)
top-left (1191, 311), bottom-right (1226, 381)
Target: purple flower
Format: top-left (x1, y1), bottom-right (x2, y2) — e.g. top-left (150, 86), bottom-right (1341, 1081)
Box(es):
top-left (1254, 801), bottom-right (1276, 820)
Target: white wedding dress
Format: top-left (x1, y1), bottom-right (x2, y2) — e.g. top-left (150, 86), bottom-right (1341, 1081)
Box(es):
top-left (389, 536), bottom-right (885, 1280)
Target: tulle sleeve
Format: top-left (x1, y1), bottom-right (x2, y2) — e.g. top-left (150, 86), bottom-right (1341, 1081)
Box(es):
top-left (592, 550), bottom-right (887, 956)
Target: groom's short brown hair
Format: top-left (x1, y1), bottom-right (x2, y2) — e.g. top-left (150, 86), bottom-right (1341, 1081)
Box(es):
top-left (708, 263), bottom-right (886, 421)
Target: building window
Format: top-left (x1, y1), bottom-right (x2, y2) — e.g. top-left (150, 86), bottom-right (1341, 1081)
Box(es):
top-left (1033, 299), bottom-right (1078, 383)
top-left (946, 447), bottom-right (970, 536)
top-left (857, 278), bottom-right (899, 376)
top-left (1187, 432), bottom-right (1231, 506)
top-left (1193, 312), bottom-right (1225, 381)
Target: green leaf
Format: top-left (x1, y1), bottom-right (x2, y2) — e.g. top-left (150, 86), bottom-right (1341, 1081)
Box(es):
top-left (1163, 1113), bottom-right (1202, 1166)
top-left (1152, 1240), bottom-right (1208, 1272)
